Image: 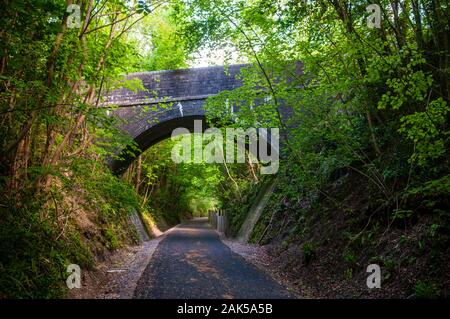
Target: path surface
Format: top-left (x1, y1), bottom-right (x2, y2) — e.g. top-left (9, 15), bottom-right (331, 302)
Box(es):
top-left (133, 218), bottom-right (292, 299)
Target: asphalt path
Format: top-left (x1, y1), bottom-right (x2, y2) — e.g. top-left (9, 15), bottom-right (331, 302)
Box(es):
top-left (133, 218), bottom-right (292, 299)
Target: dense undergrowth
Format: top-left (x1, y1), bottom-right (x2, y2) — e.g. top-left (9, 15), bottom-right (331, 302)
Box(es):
top-left (0, 159), bottom-right (142, 298)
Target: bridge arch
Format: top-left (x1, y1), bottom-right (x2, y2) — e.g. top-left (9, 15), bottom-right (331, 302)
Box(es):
top-left (104, 64), bottom-right (247, 174)
top-left (103, 61), bottom-right (300, 174)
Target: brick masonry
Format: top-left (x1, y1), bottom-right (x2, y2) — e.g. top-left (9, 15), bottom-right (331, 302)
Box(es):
top-left (105, 64), bottom-right (247, 173)
top-left (105, 63), bottom-right (301, 173)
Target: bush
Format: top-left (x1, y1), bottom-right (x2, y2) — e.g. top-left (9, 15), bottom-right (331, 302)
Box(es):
top-left (414, 281), bottom-right (440, 299)
top-left (303, 242), bottom-right (317, 264)
top-left (104, 226), bottom-right (120, 250)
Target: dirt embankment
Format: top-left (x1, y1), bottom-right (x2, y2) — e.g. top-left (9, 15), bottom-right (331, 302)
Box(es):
top-left (66, 204), bottom-right (174, 298)
top-left (67, 233), bottom-right (168, 299)
top-left (249, 171), bottom-right (450, 298)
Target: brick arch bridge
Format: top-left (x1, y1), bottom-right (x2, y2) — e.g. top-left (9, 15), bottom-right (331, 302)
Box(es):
top-left (103, 63), bottom-right (298, 174)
